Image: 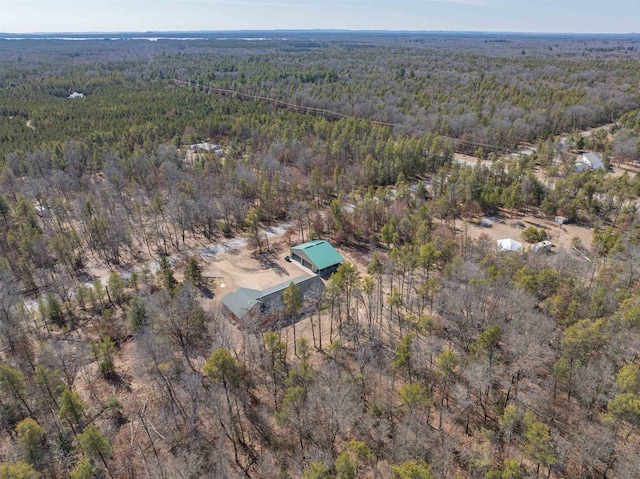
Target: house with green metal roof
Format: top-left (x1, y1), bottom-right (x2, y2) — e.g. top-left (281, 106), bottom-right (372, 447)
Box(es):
top-left (290, 240), bottom-right (344, 277)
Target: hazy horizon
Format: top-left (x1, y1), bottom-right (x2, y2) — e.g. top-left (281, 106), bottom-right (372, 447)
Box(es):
top-left (1, 0), bottom-right (638, 35)
top-left (1, 29), bottom-right (638, 36)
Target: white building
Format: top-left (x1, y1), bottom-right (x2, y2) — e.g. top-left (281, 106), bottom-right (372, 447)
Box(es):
top-left (497, 238), bottom-right (523, 252)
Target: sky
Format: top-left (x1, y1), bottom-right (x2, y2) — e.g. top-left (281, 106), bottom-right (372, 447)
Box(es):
top-left (0, 0), bottom-right (638, 34)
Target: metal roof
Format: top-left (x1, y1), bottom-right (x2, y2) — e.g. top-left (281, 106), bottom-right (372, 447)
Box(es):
top-left (532, 240), bottom-right (553, 252)
top-left (190, 142), bottom-right (221, 152)
top-left (291, 240), bottom-right (344, 271)
top-left (260, 276), bottom-right (316, 297)
top-left (583, 152), bottom-right (602, 162)
top-left (582, 152), bottom-right (605, 170)
top-left (221, 287), bottom-right (261, 319)
top-left (222, 276), bottom-right (323, 320)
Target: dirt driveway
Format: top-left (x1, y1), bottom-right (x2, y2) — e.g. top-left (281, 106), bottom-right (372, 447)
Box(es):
top-left (203, 240), bottom-right (312, 297)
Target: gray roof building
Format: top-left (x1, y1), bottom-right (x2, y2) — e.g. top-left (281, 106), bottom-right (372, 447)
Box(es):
top-left (222, 275), bottom-right (324, 325)
top-left (575, 152), bottom-right (605, 171)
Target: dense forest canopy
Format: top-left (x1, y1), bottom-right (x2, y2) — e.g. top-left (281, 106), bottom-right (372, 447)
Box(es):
top-left (1, 32), bottom-right (640, 159)
top-left (0, 32), bottom-right (639, 479)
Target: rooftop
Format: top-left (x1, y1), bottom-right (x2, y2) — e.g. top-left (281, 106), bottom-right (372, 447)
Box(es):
top-left (583, 152), bottom-right (602, 162)
top-left (497, 238), bottom-right (523, 252)
top-left (222, 275), bottom-right (319, 320)
top-left (532, 240), bottom-right (554, 252)
top-left (190, 142), bottom-right (221, 152)
top-left (578, 152), bottom-right (605, 170)
top-left (222, 287), bottom-right (261, 320)
top-left (291, 240), bottom-right (344, 271)
top-left (260, 275), bottom-right (317, 297)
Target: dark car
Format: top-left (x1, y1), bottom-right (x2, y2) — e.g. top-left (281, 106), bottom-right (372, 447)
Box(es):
top-left (284, 255), bottom-right (291, 262)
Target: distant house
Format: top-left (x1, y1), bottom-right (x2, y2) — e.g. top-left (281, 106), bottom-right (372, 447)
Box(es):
top-left (497, 238), bottom-right (523, 252)
top-left (190, 142), bottom-right (223, 155)
top-left (34, 204), bottom-right (49, 218)
top-left (574, 152), bottom-right (605, 171)
top-left (68, 92), bottom-right (85, 99)
top-left (222, 275), bottom-right (324, 324)
top-left (290, 240), bottom-right (344, 276)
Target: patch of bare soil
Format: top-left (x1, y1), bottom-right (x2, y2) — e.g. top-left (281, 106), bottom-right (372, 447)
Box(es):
top-left (454, 153), bottom-right (491, 167)
top-left (462, 211), bottom-right (594, 253)
top-left (205, 240), bottom-right (306, 293)
top-left (611, 162), bottom-right (640, 178)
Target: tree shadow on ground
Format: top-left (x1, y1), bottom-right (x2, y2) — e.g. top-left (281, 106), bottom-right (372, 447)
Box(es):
top-left (255, 251), bottom-right (289, 277)
top-left (198, 284), bottom-right (214, 299)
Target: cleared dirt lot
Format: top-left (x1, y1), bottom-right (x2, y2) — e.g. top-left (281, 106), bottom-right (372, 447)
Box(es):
top-left (463, 213), bottom-right (594, 252)
top-left (611, 162), bottom-right (640, 178)
top-left (198, 234), bottom-right (368, 308)
top-left (203, 240), bottom-right (311, 296)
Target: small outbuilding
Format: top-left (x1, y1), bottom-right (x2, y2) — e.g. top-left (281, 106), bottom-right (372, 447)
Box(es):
top-left (574, 152), bottom-right (605, 171)
top-left (222, 275), bottom-right (324, 325)
top-left (532, 240), bottom-right (553, 252)
top-left (497, 238), bottom-right (523, 252)
top-left (290, 240), bottom-right (344, 276)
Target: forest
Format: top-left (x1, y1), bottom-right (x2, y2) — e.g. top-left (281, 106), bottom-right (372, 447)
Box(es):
top-left (0, 32), bottom-right (640, 479)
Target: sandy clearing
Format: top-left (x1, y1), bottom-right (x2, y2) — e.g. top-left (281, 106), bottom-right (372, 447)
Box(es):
top-left (21, 223), bottom-right (294, 313)
top-left (199, 233), bottom-right (314, 315)
top-left (205, 247), bottom-right (302, 294)
top-left (203, 232), bottom-right (370, 301)
top-left (462, 212), bottom-right (594, 253)
top-left (610, 162), bottom-right (640, 178)
top-left (198, 229), bottom-right (373, 326)
top-left (454, 153), bottom-right (491, 167)
top-left (92, 223), bottom-right (293, 284)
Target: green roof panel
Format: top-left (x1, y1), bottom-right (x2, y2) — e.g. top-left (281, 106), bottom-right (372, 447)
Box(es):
top-left (291, 240), bottom-right (344, 271)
